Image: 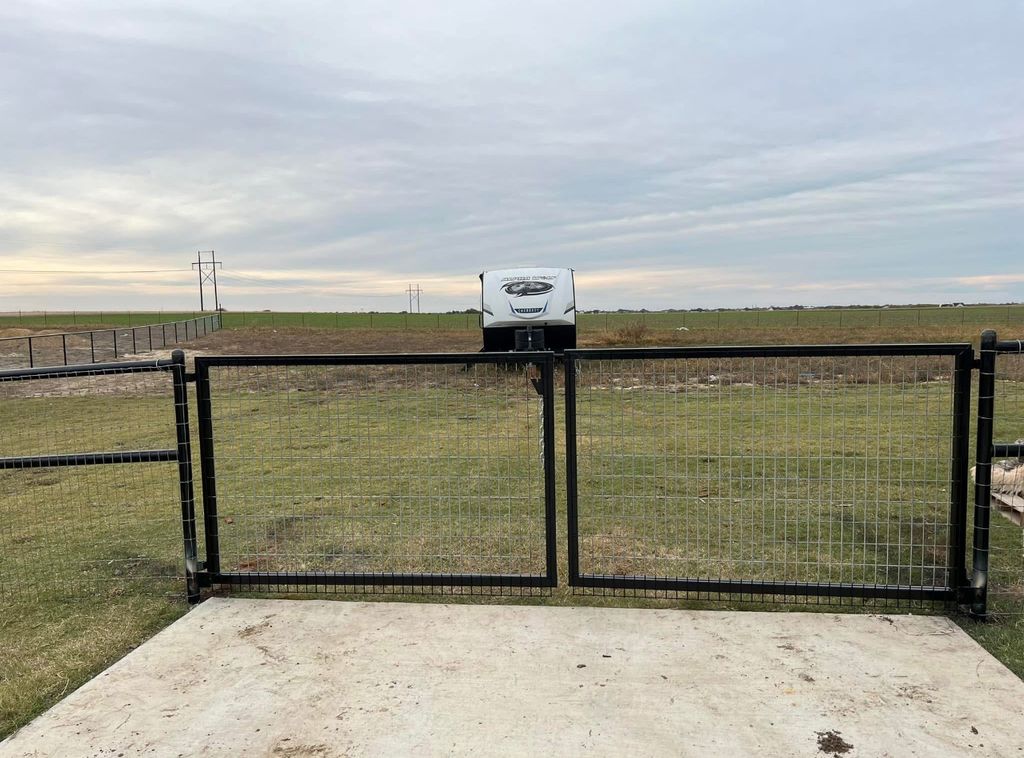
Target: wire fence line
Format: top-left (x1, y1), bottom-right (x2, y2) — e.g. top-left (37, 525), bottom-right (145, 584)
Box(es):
top-left (0, 360), bottom-right (194, 607)
top-left (0, 314), bottom-right (221, 369)
top-left (2, 336), bottom-right (1021, 615)
top-left (213, 305), bottom-right (1024, 331)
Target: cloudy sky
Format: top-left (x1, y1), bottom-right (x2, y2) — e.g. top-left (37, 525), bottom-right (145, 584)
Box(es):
top-left (1, 1), bottom-right (1021, 312)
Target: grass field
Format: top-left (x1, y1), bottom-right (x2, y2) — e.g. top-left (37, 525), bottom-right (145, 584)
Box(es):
top-left (2, 325), bottom-right (1023, 738)
top-left (2, 303), bottom-right (1023, 333)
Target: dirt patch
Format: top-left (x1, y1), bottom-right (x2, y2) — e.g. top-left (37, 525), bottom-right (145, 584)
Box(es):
top-left (816, 730), bottom-right (853, 755)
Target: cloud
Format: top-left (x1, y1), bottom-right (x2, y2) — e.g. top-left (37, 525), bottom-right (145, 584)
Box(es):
top-left (0, 1), bottom-right (1021, 311)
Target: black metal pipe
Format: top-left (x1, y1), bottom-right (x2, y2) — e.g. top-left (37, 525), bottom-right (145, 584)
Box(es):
top-left (564, 352), bottom-right (581, 586)
top-left (565, 343), bottom-right (972, 361)
top-left (61, 334), bottom-right (67, 366)
top-left (540, 354), bottom-right (558, 587)
top-left (210, 571), bottom-right (552, 588)
top-left (0, 449), bottom-right (177, 469)
top-left (170, 349), bottom-right (201, 604)
top-left (0, 356), bottom-right (177, 381)
top-left (970, 329), bottom-right (996, 618)
top-left (112, 329), bottom-right (118, 359)
top-left (575, 574), bottom-right (956, 601)
top-left (27, 336), bottom-right (33, 368)
top-left (995, 339), bottom-right (1024, 353)
top-left (949, 348), bottom-right (973, 592)
top-left (993, 444), bottom-right (1024, 458)
top-left (195, 352), bottom-right (554, 369)
top-left (195, 360), bottom-right (221, 577)
top-left (89, 331), bottom-right (95, 363)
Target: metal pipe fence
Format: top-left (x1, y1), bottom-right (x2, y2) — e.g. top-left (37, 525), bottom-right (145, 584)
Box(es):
top-left (2, 333), bottom-right (1021, 615)
top-left (0, 353), bottom-right (198, 606)
top-left (564, 344), bottom-right (974, 608)
top-left (0, 314), bottom-right (221, 370)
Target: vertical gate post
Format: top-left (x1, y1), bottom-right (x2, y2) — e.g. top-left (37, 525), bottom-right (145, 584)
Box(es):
top-left (564, 351), bottom-right (580, 586)
top-left (195, 358), bottom-right (221, 578)
top-left (949, 348), bottom-right (973, 593)
top-left (170, 350), bottom-right (201, 603)
top-left (970, 330), bottom-right (997, 617)
top-left (540, 354), bottom-right (558, 586)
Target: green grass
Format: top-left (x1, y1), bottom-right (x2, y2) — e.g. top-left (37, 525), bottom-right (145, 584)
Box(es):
top-left (2, 355), bottom-right (1023, 738)
top-left (3, 304), bottom-right (1023, 333)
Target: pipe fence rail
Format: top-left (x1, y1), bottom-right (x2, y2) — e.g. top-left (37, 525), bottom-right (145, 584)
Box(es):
top-left (0, 313), bottom-right (221, 370)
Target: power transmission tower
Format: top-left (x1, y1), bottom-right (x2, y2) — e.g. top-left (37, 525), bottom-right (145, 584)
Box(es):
top-left (406, 283), bottom-right (423, 313)
top-left (192, 250), bottom-right (223, 311)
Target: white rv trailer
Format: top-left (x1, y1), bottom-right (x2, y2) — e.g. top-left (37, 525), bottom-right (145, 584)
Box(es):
top-left (479, 268), bottom-right (576, 353)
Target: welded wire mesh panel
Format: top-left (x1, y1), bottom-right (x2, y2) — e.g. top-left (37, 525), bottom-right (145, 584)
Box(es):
top-left (63, 332), bottom-right (94, 364)
top-left (0, 366), bottom-right (186, 606)
top-left (989, 349), bottom-right (1024, 619)
top-left (0, 339), bottom-right (30, 370)
top-left (569, 350), bottom-right (963, 606)
top-left (90, 330), bottom-right (117, 362)
top-left (200, 357), bottom-right (553, 594)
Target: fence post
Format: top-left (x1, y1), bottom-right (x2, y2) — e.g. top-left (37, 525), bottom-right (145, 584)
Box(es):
top-left (949, 349), bottom-right (973, 594)
top-left (564, 351), bottom-right (580, 586)
top-left (62, 334), bottom-right (67, 366)
top-left (27, 337), bottom-right (33, 368)
top-left (170, 350), bottom-right (201, 604)
top-left (970, 329), bottom-right (996, 617)
top-left (131, 327), bottom-right (137, 355)
top-left (195, 359), bottom-right (221, 580)
top-left (90, 332), bottom-right (95, 363)
top-left (112, 329), bottom-right (118, 359)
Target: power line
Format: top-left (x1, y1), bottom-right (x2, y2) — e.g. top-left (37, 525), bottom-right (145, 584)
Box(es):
top-left (0, 268), bottom-right (189, 274)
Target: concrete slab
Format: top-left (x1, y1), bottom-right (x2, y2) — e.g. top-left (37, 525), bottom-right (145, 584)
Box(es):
top-left (3, 599), bottom-right (1023, 757)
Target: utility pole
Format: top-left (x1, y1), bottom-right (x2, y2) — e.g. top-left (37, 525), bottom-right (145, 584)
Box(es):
top-left (192, 250), bottom-right (223, 311)
top-left (406, 283), bottom-right (423, 313)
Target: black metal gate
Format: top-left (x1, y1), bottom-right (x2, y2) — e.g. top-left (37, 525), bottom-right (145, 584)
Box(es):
top-left (193, 352), bottom-right (558, 592)
top-left (564, 343), bottom-right (974, 604)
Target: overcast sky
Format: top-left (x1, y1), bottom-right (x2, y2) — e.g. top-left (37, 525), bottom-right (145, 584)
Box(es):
top-left (1, 1), bottom-right (1021, 312)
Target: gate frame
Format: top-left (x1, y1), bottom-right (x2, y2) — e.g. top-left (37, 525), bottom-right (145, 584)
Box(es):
top-left (0, 350), bottom-right (201, 602)
top-left (193, 351), bottom-right (559, 591)
top-left (969, 330), bottom-right (1024, 617)
top-left (564, 343), bottom-right (975, 603)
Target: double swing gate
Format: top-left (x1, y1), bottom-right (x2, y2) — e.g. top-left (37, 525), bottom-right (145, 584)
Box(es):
top-left (1, 333), bottom-right (1021, 616)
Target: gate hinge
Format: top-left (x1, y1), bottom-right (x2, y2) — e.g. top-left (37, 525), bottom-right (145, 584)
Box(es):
top-left (184, 372), bottom-right (197, 382)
